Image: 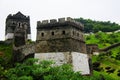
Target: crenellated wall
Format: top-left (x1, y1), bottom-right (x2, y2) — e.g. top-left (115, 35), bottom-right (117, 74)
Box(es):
top-left (36, 17), bottom-right (86, 53)
top-left (36, 17), bottom-right (84, 41)
top-left (37, 17), bottom-right (84, 30)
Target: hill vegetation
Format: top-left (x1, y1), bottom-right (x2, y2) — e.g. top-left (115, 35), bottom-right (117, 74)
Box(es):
top-left (0, 41), bottom-right (12, 69)
top-left (0, 18), bottom-right (120, 80)
top-left (86, 32), bottom-right (120, 48)
top-left (1, 58), bottom-right (103, 80)
top-left (0, 42), bottom-right (107, 80)
top-left (75, 18), bottom-right (120, 33)
top-left (85, 32), bottom-right (120, 80)
top-left (1, 32), bottom-right (120, 80)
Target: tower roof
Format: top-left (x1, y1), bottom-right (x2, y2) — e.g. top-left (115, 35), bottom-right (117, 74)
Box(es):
top-left (13, 11), bottom-right (25, 18)
top-left (7, 11), bottom-right (29, 20)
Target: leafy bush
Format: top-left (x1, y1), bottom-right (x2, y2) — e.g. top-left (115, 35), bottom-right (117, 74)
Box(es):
top-left (0, 43), bottom-right (13, 69)
top-left (117, 70), bottom-right (120, 76)
top-left (4, 58), bottom-right (101, 80)
top-left (115, 52), bottom-right (120, 60)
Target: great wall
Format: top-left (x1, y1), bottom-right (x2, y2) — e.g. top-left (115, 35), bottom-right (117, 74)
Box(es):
top-left (3, 12), bottom-right (120, 75)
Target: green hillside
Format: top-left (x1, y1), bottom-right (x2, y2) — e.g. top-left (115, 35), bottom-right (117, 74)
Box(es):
top-left (0, 41), bottom-right (12, 66)
top-left (85, 32), bottom-right (120, 80)
top-left (75, 18), bottom-right (120, 33)
top-left (86, 31), bottom-right (120, 48)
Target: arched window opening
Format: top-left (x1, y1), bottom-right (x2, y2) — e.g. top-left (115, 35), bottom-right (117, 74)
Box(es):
top-left (62, 31), bottom-right (65, 35)
top-left (41, 33), bottom-right (44, 37)
top-left (51, 32), bottom-right (54, 35)
top-left (18, 23), bottom-right (21, 27)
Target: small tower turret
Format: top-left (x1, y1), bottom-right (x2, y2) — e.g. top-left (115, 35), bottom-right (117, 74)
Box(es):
top-left (5, 12), bottom-right (31, 42)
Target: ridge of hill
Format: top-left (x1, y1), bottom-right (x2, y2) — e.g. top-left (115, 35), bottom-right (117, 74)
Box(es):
top-left (75, 18), bottom-right (120, 33)
top-left (85, 32), bottom-right (120, 80)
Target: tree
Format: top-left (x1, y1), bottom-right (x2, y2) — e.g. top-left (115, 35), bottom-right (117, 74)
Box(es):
top-left (75, 18), bottom-right (120, 33)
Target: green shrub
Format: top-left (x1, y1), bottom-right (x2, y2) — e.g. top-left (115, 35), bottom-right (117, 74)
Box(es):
top-left (115, 52), bottom-right (120, 60)
top-left (5, 58), bottom-right (101, 80)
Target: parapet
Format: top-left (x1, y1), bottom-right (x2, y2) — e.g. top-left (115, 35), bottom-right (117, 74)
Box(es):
top-left (37, 17), bottom-right (75, 24)
top-left (37, 17), bottom-right (84, 30)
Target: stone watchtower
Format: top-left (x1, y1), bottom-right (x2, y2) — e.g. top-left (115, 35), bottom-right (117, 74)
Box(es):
top-left (5, 12), bottom-right (31, 42)
top-left (5, 12), bottom-right (32, 62)
top-left (35, 17), bottom-right (91, 75)
top-left (36, 17), bottom-right (86, 53)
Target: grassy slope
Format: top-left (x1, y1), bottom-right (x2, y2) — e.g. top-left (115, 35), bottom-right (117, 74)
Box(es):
top-left (0, 42), bottom-right (12, 68)
top-left (86, 32), bottom-right (120, 48)
top-left (1, 32), bottom-right (120, 79)
top-left (86, 32), bottom-right (120, 80)
top-left (92, 55), bottom-right (120, 80)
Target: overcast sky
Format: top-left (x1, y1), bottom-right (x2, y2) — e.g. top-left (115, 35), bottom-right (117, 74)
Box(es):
top-left (0, 0), bottom-right (120, 41)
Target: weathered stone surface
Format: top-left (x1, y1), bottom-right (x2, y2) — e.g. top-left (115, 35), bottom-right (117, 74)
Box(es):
top-left (86, 44), bottom-right (99, 54)
top-left (35, 38), bottom-right (86, 53)
top-left (5, 33), bottom-right (14, 40)
top-left (35, 52), bottom-right (67, 66)
top-left (14, 30), bottom-right (26, 47)
top-left (58, 18), bottom-right (65, 22)
top-left (5, 12), bottom-right (31, 40)
top-left (42, 20), bottom-right (48, 24)
top-left (19, 43), bottom-right (35, 56)
top-left (35, 52), bottom-right (90, 75)
top-left (67, 17), bottom-right (73, 21)
top-left (71, 52), bottom-right (90, 75)
top-left (13, 43), bottom-right (35, 62)
top-left (50, 19), bottom-right (57, 23)
top-left (37, 26), bottom-right (84, 41)
top-left (27, 34), bottom-right (31, 39)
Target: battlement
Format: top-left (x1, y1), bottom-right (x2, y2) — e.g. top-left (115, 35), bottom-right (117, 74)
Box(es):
top-left (37, 17), bottom-right (74, 24)
top-left (37, 17), bottom-right (84, 30)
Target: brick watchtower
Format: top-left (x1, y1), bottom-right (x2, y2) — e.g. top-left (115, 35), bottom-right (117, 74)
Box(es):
top-left (36, 17), bottom-right (86, 53)
top-left (35, 17), bottom-right (90, 75)
top-left (5, 12), bottom-right (31, 42)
